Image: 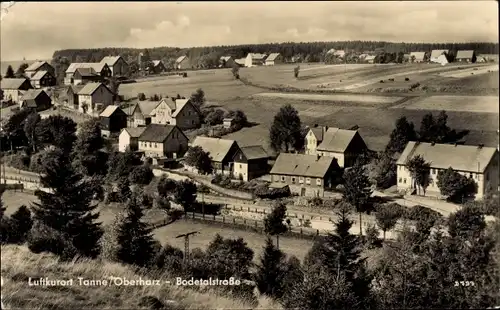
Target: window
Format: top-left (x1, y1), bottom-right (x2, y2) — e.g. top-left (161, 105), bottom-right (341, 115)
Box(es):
top-left (316, 178), bottom-right (322, 186)
top-left (306, 178), bottom-right (311, 185)
top-left (403, 178), bottom-right (407, 184)
top-left (469, 173), bottom-right (473, 179)
top-left (291, 177), bottom-right (296, 184)
top-left (154, 143), bottom-right (157, 148)
top-left (239, 164), bottom-right (242, 169)
top-left (398, 178), bottom-right (402, 183)
top-left (432, 169), bottom-right (436, 175)
top-left (281, 176), bottom-right (286, 182)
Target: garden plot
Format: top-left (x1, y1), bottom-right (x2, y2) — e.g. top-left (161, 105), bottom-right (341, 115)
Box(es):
top-left (398, 95), bottom-right (499, 113)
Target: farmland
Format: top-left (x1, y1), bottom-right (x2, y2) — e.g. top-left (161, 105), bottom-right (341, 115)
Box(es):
top-left (394, 95), bottom-right (500, 113)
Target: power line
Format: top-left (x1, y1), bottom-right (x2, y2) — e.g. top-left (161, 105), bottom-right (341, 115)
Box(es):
top-left (175, 231), bottom-right (199, 262)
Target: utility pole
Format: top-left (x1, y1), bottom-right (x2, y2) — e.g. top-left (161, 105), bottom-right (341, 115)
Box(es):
top-left (175, 231), bottom-right (199, 262)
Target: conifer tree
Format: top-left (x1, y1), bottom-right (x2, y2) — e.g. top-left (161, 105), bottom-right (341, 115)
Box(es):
top-left (9, 205), bottom-right (33, 244)
top-left (254, 237), bottom-right (287, 299)
top-left (116, 192), bottom-right (157, 267)
top-left (31, 153), bottom-right (103, 258)
top-left (264, 201), bottom-right (288, 249)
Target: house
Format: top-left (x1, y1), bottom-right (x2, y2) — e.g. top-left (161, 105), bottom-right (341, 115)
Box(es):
top-left (244, 53), bottom-right (267, 67)
top-left (65, 63), bottom-right (111, 85)
top-left (77, 82), bottom-right (114, 115)
top-left (269, 153), bottom-right (340, 197)
top-left (175, 56), bottom-right (190, 70)
top-left (265, 53), bottom-right (283, 66)
top-left (430, 50), bottom-right (449, 63)
top-left (480, 54), bottom-right (498, 62)
top-left (410, 52), bottom-right (427, 63)
top-left (455, 50), bottom-right (477, 63)
top-left (19, 89), bottom-right (51, 111)
top-left (118, 127), bottom-right (147, 152)
top-left (304, 126), bottom-right (368, 168)
top-left (234, 58), bottom-right (246, 67)
top-left (219, 56), bottom-right (236, 68)
top-left (138, 124), bottom-right (189, 159)
top-left (29, 70), bottom-right (56, 89)
top-left (149, 60), bottom-right (167, 74)
top-left (24, 61), bottom-right (55, 79)
top-left (223, 118), bottom-right (235, 129)
top-left (64, 85), bottom-right (84, 110)
top-left (436, 54), bottom-right (449, 66)
top-left (476, 56), bottom-right (487, 63)
top-left (232, 145), bottom-right (269, 181)
top-left (150, 98), bottom-right (202, 130)
top-left (99, 105), bottom-right (128, 136)
top-left (100, 56), bottom-right (129, 77)
top-left (190, 136), bottom-right (241, 175)
top-left (0, 78), bottom-right (33, 103)
top-left (125, 101), bottom-right (158, 127)
top-left (396, 142), bottom-right (499, 200)
top-left (364, 55), bottom-right (376, 64)
top-left (72, 68), bottom-right (103, 85)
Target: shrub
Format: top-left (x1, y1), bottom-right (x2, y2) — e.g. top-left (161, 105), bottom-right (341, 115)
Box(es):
top-left (365, 224), bottom-right (381, 248)
top-left (137, 93), bottom-right (146, 101)
top-left (129, 164), bottom-right (154, 185)
top-left (405, 77), bottom-right (410, 81)
top-left (182, 72), bottom-right (188, 78)
top-left (380, 80), bottom-right (384, 83)
top-left (389, 78), bottom-right (395, 82)
top-left (99, 212), bottom-right (126, 262)
top-left (5, 153), bottom-right (30, 170)
top-left (27, 221), bottom-right (77, 261)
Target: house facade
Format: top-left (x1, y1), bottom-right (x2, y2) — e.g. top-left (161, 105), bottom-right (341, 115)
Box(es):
top-left (24, 61), bottom-right (55, 79)
top-left (20, 89), bottom-right (52, 111)
top-left (65, 63), bottom-right (111, 85)
top-left (118, 127), bottom-right (146, 152)
top-left (220, 56), bottom-right (236, 68)
top-left (269, 153), bottom-right (340, 197)
top-left (190, 137), bottom-right (241, 175)
top-left (72, 68), bottom-right (103, 85)
top-left (65, 85), bottom-right (83, 110)
top-left (305, 126), bottom-right (368, 168)
top-left (125, 101), bottom-right (157, 127)
top-left (175, 56), bottom-right (190, 70)
top-left (99, 105), bottom-right (128, 136)
top-left (265, 53), bottom-right (283, 66)
top-left (430, 50), bottom-right (449, 63)
top-left (396, 142), bottom-right (499, 200)
top-left (150, 98), bottom-right (201, 130)
top-left (77, 82), bottom-right (114, 115)
top-left (455, 50), bottom-right (477, 63)
top-left (30, 71), bottom-right (57, 89)
top-left (410, 52), bottom-right (427, 63)
top-left (232, 145), bottom-right (269, 181)
top-left (244, 53), bottom-right (267, 67)
top-left (0, 78), bottom-right (33, 103)
top-left (138, 124), bottom-right (189, 159)
top-left (150, 60), bottom-right (167, 74)
top-left (100, 56), bottom-right (129, 77)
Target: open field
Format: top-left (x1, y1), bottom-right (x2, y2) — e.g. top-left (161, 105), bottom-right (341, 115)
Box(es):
top-left (252, 92), bottom-right (404, 105)
top-left (439, 64), bottom-right (498, 78)
top-left (395, 95), bottom-right (500, 114)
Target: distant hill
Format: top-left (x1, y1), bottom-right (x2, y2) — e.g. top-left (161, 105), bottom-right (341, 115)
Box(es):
top-left (0, 59), bottom-right (51, 76)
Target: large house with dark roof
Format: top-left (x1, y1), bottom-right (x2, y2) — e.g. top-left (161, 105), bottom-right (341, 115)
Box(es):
top-left (99, 105), bottom-right (128, 136)
top-left (396, 142), bottom-right (499, 200)
top-left (150, 98), bottom-right (202, 130)
top-left (30, 70), bottom-right (56, 89)
top-left (189, 136), bottom-right (241, 175)
top-left (265, 53), bottom-right (283, 66)
top-left (232, 145), bottom-right (270, 181)
top-left (72, 68), bottom-right (104, 85)
top-left (455, 50), bottom-right (476, 63)
top-left (64, 63), bottom-right (111, 85)
top-left (137, 124), bottom-right (189, 159)
top-left (125, 101), bottom-right (157, 127)
top-left (245, 53), bottom-right (267, 67)
top-left (24, 61), bottom-right (55, 79)
top-left (305, 126), bottom-right (368, 168)
top-left (77, 82), bottom-right (114, 115)
top-left (100, 56), bottom-right (129, 77)
top-left (119, 127), bottom-right (147, 152)
top-left (19, 89), bottom-right (52, 111)
top-left (270, 153), bottom-right (341, 197)
top-left (0, 78), bottom-right (33, 103)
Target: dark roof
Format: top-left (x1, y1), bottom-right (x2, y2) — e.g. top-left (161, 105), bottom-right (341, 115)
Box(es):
top-left (270, 153), bottom-right (337, 178)
top-left (191, 136), bottom-right (237, 162)
top-left (240, 145), bottom-right (269, 160)
top-left (1, 78), bottom-right (30, 90)
top-left (317, 128), bottom-right (360, 153)
top-left (67, 84), bottom-right (84, 94)
top-left (122, 127), bottom-right (147, 138)
top-left (21, 89), bottom-right (46, 100)
top-left (75, 67), bottom-right (98, 77)
top-left (138, 124), bottom-right (176, 143)
top-left (22, 99), bottom-right (38, 108)
top-left (25, 61), bottom-right (50, 72)
top-left (77, 82), bottom-right (110, 95)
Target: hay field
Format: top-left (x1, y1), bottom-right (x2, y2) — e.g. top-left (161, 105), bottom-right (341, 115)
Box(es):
top-left (252, 92), bottom-right (403, 105)
top-left (397, 95), bottom-right (500, 114)
top-left (439, 64), bottom-right (498, 78)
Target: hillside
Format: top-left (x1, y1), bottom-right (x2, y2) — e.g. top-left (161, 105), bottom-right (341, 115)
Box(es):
top-left (0, 245), bottom-right (281, 310)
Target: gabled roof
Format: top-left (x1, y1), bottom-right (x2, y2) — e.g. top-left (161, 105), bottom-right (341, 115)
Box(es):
top-left (316, 127), bottom-right (359, 153)
top-left (77, 82), bottom-right (110, 96)
top-left (67, 84), bottom-right (84, 94)
top-left (396, 141), bottom-right (497, 173)
top-left (30, 70), bottom-right (53, 81)
top-left (266, 53), bottom-right (281, 61)
top-left (121, 127), bottom-right (147, 138)
top-left (176, 56), bottom-right (188, 63)
top-left (25, 61), bottom-right (50, 72)
top-left (99, 105), bottom-right (125, 117)
top-left (248, 53), bottom-right (267, 60)
top-left (235, 58), bottom-right (246, 65)
top-left (220, 56), bottom-right (233, 62)
top-left (270, 153), bottom-right (337, 178)
top-left (410, 52), bottom-right (426, 61)
top-left (456, 50), bottom-right (475, 59)
top-left (74, 67), bottom-right (98, 77)
top-left (152, 60), bottom-right (163, 66)
top-left (138, 124), bottom-right (176, 143)
top-left (1, 78), bottom-right (30, 89)
top-left (66, 63), bottom-right (106, 74)
top-left (170, 98), bottom-right (198, 117)
top-left (310, 127), bottom-right (325, 142)
top-left (240, 145), bottom-right (269, 160)
top-left (100, 56), bottom-right (125, 66)
top-left (21, 89), bottom-right (47, 101)
top-left (132, 101), bottom-right (160, 117)
top-left (430, 49), bottom-right (449, 59)
top-left (191, 136), bottom-right (237, 162)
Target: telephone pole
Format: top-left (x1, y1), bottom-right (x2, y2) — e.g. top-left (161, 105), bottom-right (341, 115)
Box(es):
top-left (175, 231), bottom-right (199, 262)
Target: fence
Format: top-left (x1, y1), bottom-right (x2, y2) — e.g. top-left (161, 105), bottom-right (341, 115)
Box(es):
top-left (1, 175), bottom-right (40, 184)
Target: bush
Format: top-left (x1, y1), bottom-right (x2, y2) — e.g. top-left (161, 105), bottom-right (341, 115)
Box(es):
top-left (137, 93), bottom-right (146, 101)
top-left (379, 80), bottom-right (384, 83)
top-left (27, 221), bottom-right (77, 261)
top-left (205, 109), bottom-right (225, 126)
top-left (182, 72), bottom-right (188, 78)
top-left (404, 205), bottom-right (441, 222)
top-left (129, 165), bottom-right (154, 185)
top-left (190, 202), bottom-right (223, 215)
top-left (99, 212), bottom-right (126, 262)
top-left (405, 77), bottom-right (410, 81)
top-left (365, 224), bottom-right (382, 248)
top-left (410, 82), bottom-right (421, 90)
top-left (5, 153), bottom-right (30, 170)
top-left (389, 78), bottom-right (395, 82)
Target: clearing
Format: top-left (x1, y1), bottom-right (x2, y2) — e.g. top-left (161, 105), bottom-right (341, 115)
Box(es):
top-left (252, 92), bottom-right (403, 105)
top-left (396, 95), bottom-right (500, 114)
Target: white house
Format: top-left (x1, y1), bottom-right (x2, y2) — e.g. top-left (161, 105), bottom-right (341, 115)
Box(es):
top-left (396, 141), bottom-right (499, 200)
top-left (410, 52), bottom-right (426, 63)
top-left (430, 50), bottom-right (449, 63)
top-left (118, 127), bottom-right (147, 152)
top-left (244, 53), bottom-right (267, 67)
top-left (0, 78), bottom-right (33, 103)
top-left (265, 53), bottom-right (283, 66)
top-left (77, 82), bottom-right (114, 115)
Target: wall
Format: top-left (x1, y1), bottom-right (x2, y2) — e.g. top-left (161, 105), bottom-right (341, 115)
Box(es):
top-left (91, 85), bottom-right (113, 110)
top-left (305, 130), bottom-right (318, 155)
top-left (150, 100), bottom-right (171, 125)
top-left (318, 150), bottom-right (345, 167)
top-left (171, 103), bottom-right (201, 130)
top-left (3, 90), bottom-right (21, 103)
top-left (271, 174), bottom-right (325, 197)
top-left (233, 162), bottom-right (248, 181)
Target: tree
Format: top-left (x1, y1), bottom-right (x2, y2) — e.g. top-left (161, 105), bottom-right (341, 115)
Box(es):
top-left (343, 162), bottom-right (373, 236)
top-left (190, 88), bottom-right (205, 107)
top-left (30, 153), bottom-right (103, 258)
top-left (4, 108), bottom-right (32, 150)
top-left (294, 65), bottom-right (300, 78)
top-left (231, 64), bottom-right (240, 79)
top-left (254, 237), bottom-right (288, 299)
top-left (436, 167), bottom-right (478, 202)
top-left (434, 110), bottom-right (452, 143)
top-left (117, 177), bottom-right (132, 203)
top-left (406, 155), bottom-right (431, 196)
top-left (157, 176), bottom-right (178, 198)
top-left (418, 112), bottom-right (436, 142)
top-left (369, 152), bottom-right (397, 189)
top-left (225, 109), bottom-right (248, 129)
top-left (205, 234), bottom-right (254, 280)
top-left (447, 204), bottom-right (486, 241)
top-left (264, 201), bottom-right (288, 249)
top-left (15, 63), bottom-right (29, 78)
top-left (269, 104), bottom-right (303, 153)
top-left (129, 164), bottom-right (154, 185)
top-left (173, 180), bottom-right (197, 212)
top-left (35, 115), bottom-right (78, 154)
top-left (106, 77), bottom-right (120, 102)
top-left (23, 112), bottom-right (41, 153)
top-left (116, 192), bottom-right (157, 267)
top-left (385, 116), bottom-right (417, 155)
top-left (204, 109), bottom-right (224, 126)
top-left (375, 204), bottom-right (401, 240)
top-left (184, 146), bottom-right (213, 175)
top-left (8, 205), bottom-right (33, 244)
top-left (72, 119), bottom-right (106, 176)
top-left (106, 149), bottom-right (141, 182)
top-left (5, 65), bottom-right (15, 78)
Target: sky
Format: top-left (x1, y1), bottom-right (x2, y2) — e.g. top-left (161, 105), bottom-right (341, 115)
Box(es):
top-left (0, 1), bottom-right (498, 61)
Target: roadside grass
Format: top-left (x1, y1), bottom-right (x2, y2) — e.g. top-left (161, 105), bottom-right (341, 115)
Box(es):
top-left (1, 245), bottom-right (281, 310)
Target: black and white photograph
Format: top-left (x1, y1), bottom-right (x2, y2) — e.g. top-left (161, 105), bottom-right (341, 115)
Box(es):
top-left (0, 1), bottom-right (499, 309)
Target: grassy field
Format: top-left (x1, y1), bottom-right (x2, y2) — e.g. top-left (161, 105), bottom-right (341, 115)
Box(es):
top-left (1, 245), bottom-right (280, 310)
top-left (396, 95), bottom-right (500, 113)
top-left (252, 92), bottom-right (404, 105)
